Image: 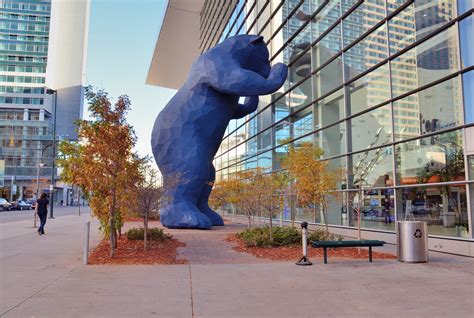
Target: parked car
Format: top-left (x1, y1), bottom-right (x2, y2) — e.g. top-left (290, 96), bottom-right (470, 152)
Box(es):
top-left (26, 198), bottom-right (37, 210)
top-left (0, 198), bottom-right (12, 211)
top-left (12, 200), bottom-right (32, 211)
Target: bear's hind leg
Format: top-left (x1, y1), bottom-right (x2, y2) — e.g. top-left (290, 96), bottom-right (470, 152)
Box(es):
top-left (197, 165), bottom-right (224, 226)
top-left (160, 176), bottom-right (213, 229)
top-left (160, 200), bottom-right (212, 229)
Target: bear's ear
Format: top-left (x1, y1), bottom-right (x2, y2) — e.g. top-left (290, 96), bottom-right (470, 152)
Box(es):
top-left (250, 35), bottom-right (264, 45)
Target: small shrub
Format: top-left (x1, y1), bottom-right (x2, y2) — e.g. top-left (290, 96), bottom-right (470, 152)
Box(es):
top-left (236, 226), bottom-right (301, 247)
top-left (307, 228), bottom-right (343, 242)
top-left (126, 227), bottom-right (171, 241)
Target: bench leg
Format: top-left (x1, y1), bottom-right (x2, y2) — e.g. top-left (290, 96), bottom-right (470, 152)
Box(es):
top-left (323, 248), bottom-right (327, 264)
top-left (369, 246), bottom-right (373, 263)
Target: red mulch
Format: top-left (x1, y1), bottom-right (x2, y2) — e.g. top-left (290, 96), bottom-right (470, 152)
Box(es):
top-left (88, 236), bottom-right (187, 265)
top-left (225, 234), bottom-right (397, 261)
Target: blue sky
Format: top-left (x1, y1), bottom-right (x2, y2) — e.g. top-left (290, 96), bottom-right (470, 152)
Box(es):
top-left (85, 0), bottom-right (176, 158)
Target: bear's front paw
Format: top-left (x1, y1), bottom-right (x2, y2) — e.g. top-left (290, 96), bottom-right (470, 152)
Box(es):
top-left (270, 63), bottom-right (288, 83)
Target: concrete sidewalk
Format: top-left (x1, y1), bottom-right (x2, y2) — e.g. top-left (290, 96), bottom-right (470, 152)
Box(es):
top-left (1, 217), bottom-right (473, 317)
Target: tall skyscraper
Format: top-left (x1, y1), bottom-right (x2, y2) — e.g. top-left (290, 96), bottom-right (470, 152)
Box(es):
top-left (0, 0), bottom-right (90, 204)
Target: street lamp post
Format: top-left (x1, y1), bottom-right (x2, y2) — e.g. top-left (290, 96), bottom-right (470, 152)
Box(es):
top-left (46, 88), bottom-right (57, 219)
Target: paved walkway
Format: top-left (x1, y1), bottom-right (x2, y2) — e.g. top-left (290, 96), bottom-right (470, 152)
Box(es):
top-left (1, 214), bottom-right (473, 317)
top-left (125, 221), bottom-right (267, 264)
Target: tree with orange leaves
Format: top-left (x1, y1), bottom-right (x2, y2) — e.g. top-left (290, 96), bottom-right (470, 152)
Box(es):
top-left (58, 86), bottom-right (143, 257)
top-left (282, 142), bottom-right (341, 232)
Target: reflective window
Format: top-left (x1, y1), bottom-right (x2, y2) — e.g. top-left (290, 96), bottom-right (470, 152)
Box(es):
top-left (463, 71), bottom-right (474, 123)
top-left (311, 23), bottom-right (341, 71)
top-left (458, 0), bottom-right (474, 14)
top-left (345, 23), bottom-right (388, 80)
top-left (313, 58), bottom-right (343, 99)
top-left (343, 0), bottom-right (386, 48)
top-left (348, 146), bottom-right (394, 188)
top-left (350, 104), bottom-right (393, 152)
top-left (397, 185), bottom-right (469, 238)
top-left (395, 130), bottom-right (465, 185)
top-left (459, 15), bottom-right (474, 68)
top-left (388, 1), bottom-right (457, 56)
top-left (391, 25), bottom-right (459, 98)
top-left (348, 63), bottom-right (390, 115)
top-left (316, 122), bottom-right (346, 158)
top-left (393, 76), bottom-right (464, 141)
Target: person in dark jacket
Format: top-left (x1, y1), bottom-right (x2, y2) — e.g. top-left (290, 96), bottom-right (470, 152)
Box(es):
top-left (37, 193), bottom-right (49, 235)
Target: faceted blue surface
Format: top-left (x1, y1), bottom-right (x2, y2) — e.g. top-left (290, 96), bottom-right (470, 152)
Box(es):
top-left (151, 34), bottom-right (288, 229)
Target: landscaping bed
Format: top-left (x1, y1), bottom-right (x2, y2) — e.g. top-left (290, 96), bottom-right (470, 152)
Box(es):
top-left (88, 228), bottom-right (186, 265)
top-left (225, 226), bottom-right (396, 261)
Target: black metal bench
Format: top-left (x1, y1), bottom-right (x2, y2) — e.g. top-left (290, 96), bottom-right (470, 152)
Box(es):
top-left (311, 240), bottom-right (386, 264)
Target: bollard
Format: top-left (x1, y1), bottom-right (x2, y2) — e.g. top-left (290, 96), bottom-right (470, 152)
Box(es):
top-left (296, 222), bottom-right (312, 266)
top-left (82, 221), bottom-right (90, 265)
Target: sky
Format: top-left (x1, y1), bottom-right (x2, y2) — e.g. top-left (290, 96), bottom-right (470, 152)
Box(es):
top-left (85, 0), bottom-right (176, 159)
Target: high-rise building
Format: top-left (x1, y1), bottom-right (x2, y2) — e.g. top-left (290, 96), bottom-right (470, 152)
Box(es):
top-left (148, 0), bottom-right (474, 256)
top-left (0, 0), bottom-right (90, 205)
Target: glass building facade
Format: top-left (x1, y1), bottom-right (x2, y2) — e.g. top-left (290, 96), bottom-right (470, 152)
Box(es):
top-left (201, 0), bottom-right (474, 242)
top-left (0, 0), bottom-right (54, 200)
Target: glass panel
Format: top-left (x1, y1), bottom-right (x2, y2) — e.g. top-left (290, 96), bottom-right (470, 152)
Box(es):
top-left (343, 0), bottom-right (386, 48)
top-left (397, 185), bottom-right (469, 238)
top-left (315, 88), bottom-right (344, 127)
top-left (315, 122), bottom-right (346, 158)
top-left (459, 15), bottom-right (474, 68)
top-left (388, 1), bottom-right (458, 56)
top-left (395, 130), bottom-right (465, 185)
top-left (386, 0), bottom-right (408, 14)
top-left (348, 63), bottom-right (390, 115)
top-left (393, 76), bottom-right (464, 141)
top-left (257, 152), bottom-right (272, 172)
top-left (311, 1), bottom-right (341, 41)
top-left (289, 76), bottom-right (312, 110)
top-left (350, 104), bottom-right (392, 152)
top-left (349, 146), bottom-right (394, 188)
top-left (311, 23), bottom-right (342, 71)
top-left (458, 0), bottom-right (473, 14)
top-left (391, 25), bottom-right (459, 98)
top-left (463, 71), bottom-right (474, 124)
top-left (348, 188), bottom-right (396, 231)
top-left (288, 1), bottom-right (312, 39)
top-left (293, 107), bottom-right (313, 139)
top-left (344, 23), bottom-right (388, 80)
top-left (313, 58), bottom-right (343, 99)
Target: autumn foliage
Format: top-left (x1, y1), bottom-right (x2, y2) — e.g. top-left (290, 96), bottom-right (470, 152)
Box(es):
top-left (281, 142), bottom-right (341, 231)
top-left (58, 87), bottom-right (143, 257)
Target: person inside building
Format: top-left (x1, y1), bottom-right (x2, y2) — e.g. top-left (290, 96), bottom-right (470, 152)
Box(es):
top-left (36, 193), bottom-right (49, 235)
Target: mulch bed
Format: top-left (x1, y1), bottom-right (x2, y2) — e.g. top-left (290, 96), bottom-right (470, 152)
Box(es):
top-left (225, 234), bottom-right (397, 261)
top-left (88, 236), bottom-right (187, 265)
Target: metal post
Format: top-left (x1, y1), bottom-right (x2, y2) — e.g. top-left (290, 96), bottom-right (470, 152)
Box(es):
top-left (46, 89), bottom-right (57, 219)
top-left (296, 222), bottom-right (312, 266)
top-left (83, 221), bottom-right (90, 265)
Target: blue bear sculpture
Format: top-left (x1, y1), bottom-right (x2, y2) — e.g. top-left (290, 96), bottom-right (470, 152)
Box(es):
top-left (151, 34), bottom-right (288, 229)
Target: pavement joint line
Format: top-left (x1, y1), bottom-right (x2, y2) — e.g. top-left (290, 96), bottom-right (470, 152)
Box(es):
top-left (0, 266), bottom-right (80, 317)
top-left (188, 264), bottom-right (195, 318)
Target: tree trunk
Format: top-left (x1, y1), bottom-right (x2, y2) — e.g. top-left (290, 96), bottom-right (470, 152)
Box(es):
top-left (247, 214), bottom-right (251, 228)
top-left (322, 207), bottom-right (329, 232)
top-left (269, 207), bottom-right (273, 243)
top-left (109, 214), bottom-right (115, 257)
top-left (109, 187), bottom-right (118, 257)
top-left (144, 213), bottom-right (148, 251)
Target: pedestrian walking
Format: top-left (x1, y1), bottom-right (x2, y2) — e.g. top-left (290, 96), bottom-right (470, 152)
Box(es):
top-left (37, 193), bottom-right (49, 235)
top-left (383, 196), bottom-right (392, 224)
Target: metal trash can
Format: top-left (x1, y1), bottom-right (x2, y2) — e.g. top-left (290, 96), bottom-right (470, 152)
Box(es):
top-left (396, 221), bottom-right (428, 263)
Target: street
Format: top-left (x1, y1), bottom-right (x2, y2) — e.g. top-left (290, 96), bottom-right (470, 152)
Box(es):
top-left (0, 206), bottom-right (88, 224)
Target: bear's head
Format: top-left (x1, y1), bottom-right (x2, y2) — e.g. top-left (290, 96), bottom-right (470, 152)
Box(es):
top-left (215, 34), bottom-right (272, 79)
